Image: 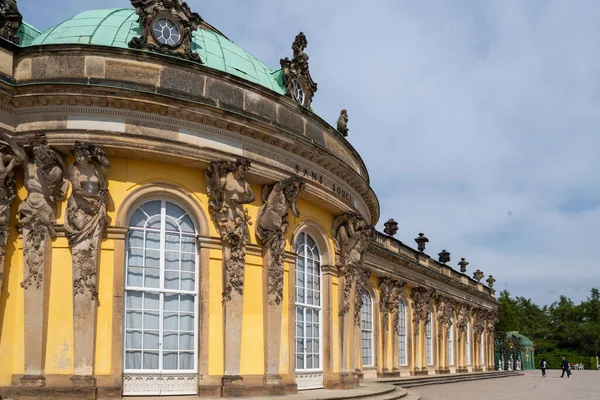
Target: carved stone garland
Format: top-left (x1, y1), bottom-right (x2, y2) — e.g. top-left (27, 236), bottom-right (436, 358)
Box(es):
top-left (128, 0), bottom-right (204, 63)
top-left (256, 175), bottom-right (305, 305)
top-left (205, 158), bottom-right (255, 379)
top-left (64, 141), bottom-right (110, 379)
top-left (0, 0), bottom-right (23, 45)
top-left (0, 132), bottom-right (24, 292)
top-left (280, 32), bottom-right (318, 108)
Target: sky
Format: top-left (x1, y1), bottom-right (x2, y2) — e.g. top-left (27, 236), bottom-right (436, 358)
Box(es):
top-left (19, 0), bottom-right (600, 307)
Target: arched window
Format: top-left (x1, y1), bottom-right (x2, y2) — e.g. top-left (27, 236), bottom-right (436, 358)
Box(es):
top-left (448, 314), bottom-right (454, 366)
top-left (361, 290), bottom-right (374, 367)
top-left (123, 200), bottom-right (198, 395)
top-left (466, 321), bottom-right (471, 366)
top-left (398, 300), bottom-right (407, 366)
top-left (426, 309), bottom-right (433, 366)
top-left (480, 333), bottom-right (485, 365)
top-left (295, 232), bottom-right (322, 389)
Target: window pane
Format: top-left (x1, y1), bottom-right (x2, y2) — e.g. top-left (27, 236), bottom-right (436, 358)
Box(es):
top-left (182, 236), bottom-right (196, 254)
top-left (165, 271), bottom-right (180, 290)
top-left (163, 312), bottom-right (178, 331)
top-left (296, 353), bottom-right (304, 370)
top-left (126, 291), bottom-right (143, 309)
top-left (145, 249), bottom-right (160, 269)
top-left (144, 312), bottom-right (159, 330)
top-left (145, 232), bottom-right (160, 250)
top-left (180, 314), bottom-right (194, 331)
top-left (164, 332), bottom-right (178, 350)
top-left (143, 351), bottom-right (159, 369)
top-left (143, 331), bottom-right (159, 350)
top-left (129, 210), bottom-right (146, 228)
top-left (164, 294), bottom-right (179, 311)
top-left (128, 230), bottom-right (144, 248)
top-left (165, 234), bottom-right (180, 252)
top-left (126, 311), bottom-right (142, 329)
top-left (125, 330), bottom-right (142, 349)
top-left (180, 333), bottom-right (194, 350)
top-left (125, 351), bottom-right (142, 369)
top-left (144, 292), bottom-right (159, 310)
top-left (180, 295), bottom-right (194, 312)
top-left (142, 201), bottom-right (161, 219)
top-left (166, 202), bottom-right (185, 220)
top-left (144, 268), bottom-right (160, 289)
top-left (181, 252), bottom-right (195, 272)
top-left (128, 249), bottom-right (143, 268)
top-left (180, 215), bottom-right (195, 233)
top-left (165, 251), bottom-right (180, 270)
top-left (163, 352), bottom-right (178, 370)
top-left (180, 352), bottom-right (194, 370)
top-left (181, 273), bottom-right (195, 291)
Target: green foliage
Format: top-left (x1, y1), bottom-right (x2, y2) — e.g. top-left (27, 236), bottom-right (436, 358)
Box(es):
top-left (535, 349), bottom-right (596, 370)
top-left (496, 288), bottom-right (600, 360)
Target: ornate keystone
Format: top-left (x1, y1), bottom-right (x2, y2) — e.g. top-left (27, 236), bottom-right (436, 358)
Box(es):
top-left (280, 32), bottom-right (318, 108)
top-left (458, 257), bottom-right (469, 273)
top-left (0, 0), bottom-right (23, 44)
top-left (128, 0), bottom-right (204, 63)
top-left (337, 109), bottom-right (349, 137)
top-left (414, 233), bottom-right (429, 252)
top-left (438, 249), bottom-right (451, 264)
top-left (486, 275), bottom-right (496, 289)
top-left (383, 218), bottom-right (398, 237)
top-left (473, 269), bottom-right (484, 282)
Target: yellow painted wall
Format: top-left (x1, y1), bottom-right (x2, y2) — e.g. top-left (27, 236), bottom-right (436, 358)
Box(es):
top-left (0, 158), bottom-right (343, 384)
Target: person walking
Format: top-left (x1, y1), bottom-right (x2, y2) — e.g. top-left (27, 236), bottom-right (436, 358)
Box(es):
top-left (540, 358), bottom-right (547, 377)
top-left (561, 357), bottom-right (570, 378)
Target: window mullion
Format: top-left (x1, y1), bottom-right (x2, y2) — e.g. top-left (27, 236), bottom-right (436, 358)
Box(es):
top-left (159, 200), bottom-right (167, 373)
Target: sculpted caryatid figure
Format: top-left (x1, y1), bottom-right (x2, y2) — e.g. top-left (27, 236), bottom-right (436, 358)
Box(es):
top-left (0, 0), bottom-right (22, 44)
top-left (337, 109), bottom-right (349, 137)
top-left (0, 132), bottom-right (25, 290)
top-left (64, 142), bottom-right (110, 300)
top-left (332, 212), bottom-right (374, 317)
top-left (205, 158), bottom-right (255, 302)
top-left (256, 175), bottom-right (305, 305)
top-left (436, 296), bottom-right (455, 341)
top-left (410, 287), bottom-right (436, 335)
top-left (19, 133), bottom-right (69, 289)
top-left (456, 303), bottom-right (472, 341)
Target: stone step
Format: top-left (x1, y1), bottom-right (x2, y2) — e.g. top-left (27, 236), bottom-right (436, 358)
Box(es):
top-left (390, 372), bottom-right (522, 388)
top-left (402, 391), bottom-right (421, 400)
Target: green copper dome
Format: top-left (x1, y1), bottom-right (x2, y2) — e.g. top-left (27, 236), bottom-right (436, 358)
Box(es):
top-left (27, 8), bottom-right (285, 94)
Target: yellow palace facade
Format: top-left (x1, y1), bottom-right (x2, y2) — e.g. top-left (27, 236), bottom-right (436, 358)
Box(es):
top-left (0, 1), bottom-right (499, 399)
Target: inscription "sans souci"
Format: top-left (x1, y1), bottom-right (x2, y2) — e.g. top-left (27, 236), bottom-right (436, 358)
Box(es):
top-left (295, 164), bottom-right (353, 204)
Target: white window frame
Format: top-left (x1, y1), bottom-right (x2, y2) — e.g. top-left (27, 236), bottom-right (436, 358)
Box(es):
top-left (361, 290), bottom-right (374, 367)
top-left (480, 333), bottom-right (485, 366)
top-left (398, 300), bottom-right (408, 366)
top-left (123, 199), bottom-right (199, 376)
top-left (466, 321), bottom-right (471, 366)
top-left (426, 309), bottom-right (433, 366)
top-left (448, 315), bottom-right (454, 366)
top-left (295, 232), bottom-right (323, 374)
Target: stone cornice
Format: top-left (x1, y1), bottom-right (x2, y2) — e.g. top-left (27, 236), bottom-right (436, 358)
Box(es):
top-left (366, 243), bottom-right (498, 306)
top-left (0, 83), bottom-right (379, 224)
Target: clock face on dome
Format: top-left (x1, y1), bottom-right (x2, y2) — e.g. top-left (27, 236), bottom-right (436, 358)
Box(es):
top-left (152, 17), bottom-right (182, 47)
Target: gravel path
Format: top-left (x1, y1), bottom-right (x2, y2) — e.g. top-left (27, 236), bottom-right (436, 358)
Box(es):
top-left (415, 370), bottom-right (600, 400)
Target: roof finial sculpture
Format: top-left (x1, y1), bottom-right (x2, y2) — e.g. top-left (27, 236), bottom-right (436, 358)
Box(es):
top-left (458, 257), bottom-right (469, 273)
top-left (280, 32), bottom-right (318, 108)
top-left (128, 0), bottom-right (204, 63)
top-left (337, 109), bottom-right (349, 137)
top-left (0, 0), bottom-right (23, 44)
top-left (438, 249), bottom-right (450, 264)
top-left (383, 218), bottom-right (398, 237)
top-left (414, 233), bottom-right (429, 252)
top-left (486, 275), bottom-right (496, 289)
top-left (473, 269), bottom-right (484, 282)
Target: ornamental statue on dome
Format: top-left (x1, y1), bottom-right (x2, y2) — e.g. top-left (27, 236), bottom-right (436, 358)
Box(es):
top-left (0, 0), bottom-right (22, 44)
top-left (383, 218), bottom-right (398, 237)
top-left (280, 32), bottom-right (318, 108)
top-left (337, 109), bottom-right (349, 137)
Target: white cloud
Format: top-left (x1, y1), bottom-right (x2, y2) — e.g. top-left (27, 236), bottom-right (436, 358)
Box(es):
top-left (21, 0), bottom-right (600, 306)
